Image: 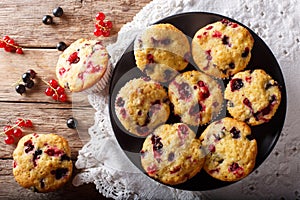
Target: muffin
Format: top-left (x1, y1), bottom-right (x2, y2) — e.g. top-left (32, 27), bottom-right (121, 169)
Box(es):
top-left (141, 123), bottom-right (205, 185)
top-left (168, 70), bottom-right (224, 126)
top-left (13, 133), bottom-right (73, 192)
top-left (200, 117), bottom-right (257, 181)
top-left (134, 23), bottom-right (190, 82)
top-left (192, 19), bottom-right (254, 78)
top-left (56, 38), bottom-right (111, 93)
top-left (114, 77), bottom-right (170, 137)
top-left (224, 69), bottom-right (281, 126)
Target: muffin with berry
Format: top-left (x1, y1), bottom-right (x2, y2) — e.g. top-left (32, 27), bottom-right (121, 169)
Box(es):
top-left (114, 77), bottom-right (170, 137)
top-left (168, 70), bottom-right (224, 126)
top-left (224, 69), bottom-right (281, 126)
top-left (199, 117), bottom-right (257, 181)
top-left (192, 19), bottom-right (254, 79)
top-left (56, 38), bottom-right (111, 93)
top-left (134, 23), bottom-right (190, 82)
top-left (140, 123), bottom-right (205, 185)
top-left (13, 133), bottom-right (73, 192)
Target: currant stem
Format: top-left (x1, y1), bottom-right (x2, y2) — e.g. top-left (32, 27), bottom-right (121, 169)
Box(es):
top-left (11, 78), bottom-right (23, 87)
top-left (0, 119), bottom-right (26, 136)
top-left (0, 38), bottom-right (22, 49)
top-left (96, 21), bottom-right (109, 31)
top-left (41, 79), bottom-right (59, 101)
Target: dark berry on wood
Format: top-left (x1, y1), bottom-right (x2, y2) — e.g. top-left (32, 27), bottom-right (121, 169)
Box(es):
top-left (42, 15), bottom-right (53, 25)
top-left (53, 7), bottom-right (64, 17)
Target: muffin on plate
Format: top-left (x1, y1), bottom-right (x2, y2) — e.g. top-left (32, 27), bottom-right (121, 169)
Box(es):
top-left (115, 77), bottom-right (170, 137)
top-left (224, 69), bottom-right (281, 126)
top-left (200, 117), bottom-right (257, 181)
top-left (192, 19), bottom-right (254, 79)
top-left (56, 38), bottom-right (112, 93)
top-left (141, 123), bottom-right (205, 185)
top-left (168, 70), bottom-right (224, 126)
top-left (134, 23), bottom-right (190, 82)
top-left (13, 133), bottom-right (73, 193)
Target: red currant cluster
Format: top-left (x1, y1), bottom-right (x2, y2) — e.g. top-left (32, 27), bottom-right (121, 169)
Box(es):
top-left (94, 12), bottom-right (113, 37)
top-left (0, 35), bottom-right (23, 54)
top-left (1, 119), bottom-right (33, 145)
top-left (43, 79), bottom-right (67, 102)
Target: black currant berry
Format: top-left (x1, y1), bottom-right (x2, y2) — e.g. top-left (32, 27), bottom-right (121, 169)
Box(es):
top-left (16, 84), bottom-right (26, 95)
top-left (67, 117), bottom-right (77, 129)
top-left (25, 80), bottom-right (35, 88)
top-left (42, 15), bottom-right (53, 25)
top-left (56, 42), bottom-right (67, 51)
top-left (53, 7), bottom-right (64, 17)
top-left (27, 69), bottom-right (37, 79)
top-left (22, 72), bottom-right (31, 83)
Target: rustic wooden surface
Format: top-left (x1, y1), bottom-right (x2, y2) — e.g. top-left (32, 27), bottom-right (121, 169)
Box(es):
top-left (0, 0), bottom-right (152, 199)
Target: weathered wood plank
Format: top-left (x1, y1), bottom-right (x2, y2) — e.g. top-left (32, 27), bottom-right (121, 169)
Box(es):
top-left (0, 0), bottom-right (151, 47)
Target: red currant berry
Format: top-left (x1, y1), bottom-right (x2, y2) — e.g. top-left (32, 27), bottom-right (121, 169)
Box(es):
top-left (0, 41), bottom-right (5, 48)
top-left (3, 125), bottom-right (14, 136)
top-left (52, 93), bottom-right (58, 101)
top-left (94, 28), bottom-right (103, 37)
top-left (3, 35), bottom-right (10, 42)
top-left (8, 39), bottom-right (15, 45)
top-left (56, 86), bottom-right (65, 95)
top-left (98, 20), bottom-right (105, 27)
top-left (16, 118), bottom-right (26, 127)
top-left (25, 119), bottom-right (33, 128)
top-left (95, 12), bottom-right (105, 21)
top-left (4, 45), bottom-right (13, 52)
top-left (59, 93), bottom-right (67, 102)
top-left (49, 79), bottom-right (59, 89)
top-left (102, 30), bottom-right (110, 37)
top-left (4, 135), bottom-right (15, 145)
top-left (16, 48), bottom-right (23, 54)
top-left (105, 21), bottom-right (113, 29)
top-left (13, 128), bottom-right (23, 138)
top-left (45, 87), bottom-right (54, 96)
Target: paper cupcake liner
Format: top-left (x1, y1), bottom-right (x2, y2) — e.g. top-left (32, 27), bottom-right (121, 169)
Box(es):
top-left (84, 62), bottom-right (113, 94)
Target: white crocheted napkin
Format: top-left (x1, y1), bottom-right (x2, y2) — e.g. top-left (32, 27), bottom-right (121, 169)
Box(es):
top-left (72, 0), bottom-right (300, 199)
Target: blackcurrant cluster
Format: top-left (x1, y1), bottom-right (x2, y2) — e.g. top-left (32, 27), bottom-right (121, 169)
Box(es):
top-left (15, 69), bottom-right (37, 95)
top-left (42, 7), bottom-right (64, 25)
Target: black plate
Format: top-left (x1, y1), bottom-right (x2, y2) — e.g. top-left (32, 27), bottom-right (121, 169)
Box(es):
top-left (109, 12), bottom-right (287, 191)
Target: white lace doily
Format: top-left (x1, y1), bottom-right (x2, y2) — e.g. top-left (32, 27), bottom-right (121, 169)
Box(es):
top-left (72, 0), bottom-right (300, 199)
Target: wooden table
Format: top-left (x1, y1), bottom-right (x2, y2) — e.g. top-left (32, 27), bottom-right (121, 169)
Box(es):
top-left (0, 0), bottom-right (151, 199)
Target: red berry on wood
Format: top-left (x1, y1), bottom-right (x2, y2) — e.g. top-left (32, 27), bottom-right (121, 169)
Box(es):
top-left (16, 48), bottom-right (23, 54)
top-left (94, 28), bottom-right (103, 37)
top-left (45, 87), bottom-right (54, 96)
top-left (3, 126), bottom-right (14, 136)
top-left (4, 136), bottom-right (15, 145)
top-left (56, 86), bottom-right (65, 95)
top-left (16, 118), bottom-right (26, 127)
top-left (3, 36), bottom-right (10, 41)
top-left (52, 93), bottom-right (58, 101)
top-left (25, 119), bottom-right (33, 128)
top-left (96, 12), bottom-right (105, 21)
top-left (59, 93), bottom-right (67, 102)
top-left (49, 79), bottom-right (59, 89)
top-left (13, 128), bottom-right (23, 138)
top-left (105, 21), bottom-right (113, 29)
